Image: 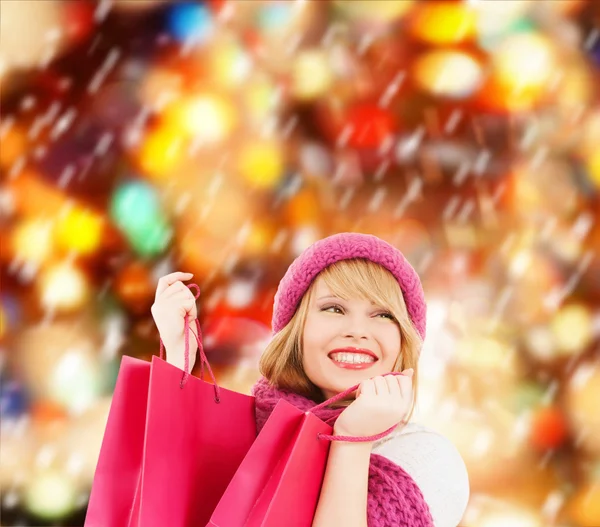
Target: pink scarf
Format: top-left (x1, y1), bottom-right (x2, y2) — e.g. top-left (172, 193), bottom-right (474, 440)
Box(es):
top-left (252, 377), bottom-right (434, 527)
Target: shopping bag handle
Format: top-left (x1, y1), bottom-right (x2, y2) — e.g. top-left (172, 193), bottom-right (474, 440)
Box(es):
top-left (159, 284), bottom-right (221, 402)
top-left (312, 372), bottom-right (410, 443)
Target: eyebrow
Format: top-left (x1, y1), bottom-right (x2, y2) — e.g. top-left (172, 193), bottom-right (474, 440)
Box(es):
top-left (317, 295), bottom-right (378, 306)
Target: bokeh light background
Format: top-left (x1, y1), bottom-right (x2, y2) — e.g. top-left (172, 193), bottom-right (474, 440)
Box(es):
top-left (1, 0), bottom-right (600, 525)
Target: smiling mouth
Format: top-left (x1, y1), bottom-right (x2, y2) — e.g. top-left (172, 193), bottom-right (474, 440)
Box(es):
top-left (328, 349), bottom-right (378, 370)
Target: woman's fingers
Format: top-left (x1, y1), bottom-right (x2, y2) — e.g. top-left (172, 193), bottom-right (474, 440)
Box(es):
top-left (157, 284), bottom-right (198, 318)
top-left (173, 294), bottom-right (198, 316)
top-left (358, 379), bottom-right (376, 397)
top-left (373, 376), bottom-right (388, 395)
top-left (397, 374), bottom-right (413, 402)
top-left (386, 375), bottom-right (401, 397)
top-left (163, 281), bottom-right (193, 299)
top-left (181, 297), bottom-right (198, 315)
top-left (155, 272), bottom-right (193, 299)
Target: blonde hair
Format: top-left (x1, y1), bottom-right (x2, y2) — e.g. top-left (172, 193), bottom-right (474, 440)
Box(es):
top-left (259, 258), bottom-right (423, 421)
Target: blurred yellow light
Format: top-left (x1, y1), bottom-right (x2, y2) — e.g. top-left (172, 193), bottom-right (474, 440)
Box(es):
top-left (245, 77), bottom-right (277, 123)
top-left (548, 225), bottom-right (584, 263)
top-left (568, 481), bottom-right (600, 526)
top-left (410, 1), bottom-right (477, 45)
top-left (12, 218), bottom-right (54, 264)
top-left (479, 79), bottom-right (535, 112)
top-left (24, 469), bottom-right (76, 520)
top-left (493, 33), bottom-right (555, 97)
top-left (0, 305), bottom-right (6, 339)
top-left (455, 336), bottom-right (517, 372)
top-left (566, 363), bottom-right (600, 455)
top-left (508, 161), bottom-right (579, 218)
top-left (292, 50), bottom-right (333, 100)
top-left (55, 206), bottom-right (104, 255)
top-left (512, 175), bottom-right (542, 210)
top-left (480, 509), bottom-right (542, 527)
top-left (139, 126), bottom-right (186, 179)
top-left (524, 326), bottom-right (556, 362)
top-left (581, 111), bottom-right (600, 157)
top-left (238, 141), bottom-right (285, 189)
top-left (553, 59), bottom-right (594, 113)
top-left (587, 150), bottom-right (600, 187)
top-left (550, 304), bottom-right (594, 355)
top-left (472, 0), bottom-right (533, 38)
top-left (39, 262), bottom-right (89, 312)
top-left (413, 50), bottom-right (483, 98)
top-left (209, 39), bottom-right (252, 88)
top-left (243, 220), bottom-right (275, 254)
top-left (334, 0), bottom-right (414, 23)
top-left (164, 94), bottom-right (237, 143)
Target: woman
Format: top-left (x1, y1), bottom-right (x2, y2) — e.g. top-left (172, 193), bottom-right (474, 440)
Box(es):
top-left (152, 232), bottom-right (470, 527)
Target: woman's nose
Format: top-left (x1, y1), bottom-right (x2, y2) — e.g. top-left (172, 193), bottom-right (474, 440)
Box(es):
top-left (342, 316), bottom-right (370, 339)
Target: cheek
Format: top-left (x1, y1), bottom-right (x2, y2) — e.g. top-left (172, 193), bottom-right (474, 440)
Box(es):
top-left (301, 320), bottom-right (334, 371)
top-left (301, 321), bottom-right (320, 362)
top-left (302, 331), bottom-right (326, 362)
top-left (303, 316), bottom-right (334, 347)
top-left (379, 326), bottom-right (402, 361)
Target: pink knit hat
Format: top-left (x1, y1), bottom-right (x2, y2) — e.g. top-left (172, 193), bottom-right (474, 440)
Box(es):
top-left (272, 232), bottom-right (427, 340)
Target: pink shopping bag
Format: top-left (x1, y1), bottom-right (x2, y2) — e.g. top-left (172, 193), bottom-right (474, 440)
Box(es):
top-left (208, 377), bottom-right (402, 527)
top-left (132, 353), bottom-right (256, 527)
top-left (86, 285), bottom-right (257, 527)
top-left (84, 355), bottom-right (151, 527)
top-left (207, 399), bottom-right (331, 527)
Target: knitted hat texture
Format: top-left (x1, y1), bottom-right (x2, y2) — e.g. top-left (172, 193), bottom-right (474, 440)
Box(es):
top-left (272, 232), bottom-right (427, 340)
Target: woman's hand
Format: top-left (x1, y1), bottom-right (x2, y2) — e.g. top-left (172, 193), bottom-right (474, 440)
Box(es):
top-left (333, 369), bottom-right (414, 439)
top-left (150, 272), bottom-right (199, 371)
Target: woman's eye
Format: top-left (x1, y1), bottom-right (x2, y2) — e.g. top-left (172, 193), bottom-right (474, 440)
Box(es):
top-left (378, 312), bottom-right (396, 321)
top-left (322, 305), bottom-right (343, 314)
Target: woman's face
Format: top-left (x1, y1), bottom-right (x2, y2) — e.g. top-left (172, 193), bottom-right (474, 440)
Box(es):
top-left (301, 276), bottom-right (402, 399)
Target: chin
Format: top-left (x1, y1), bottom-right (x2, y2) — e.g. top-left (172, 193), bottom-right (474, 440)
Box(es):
top-left (323, 372), bottom-right (369, 396)
top-left (308, 359), bottom-right (384, 398)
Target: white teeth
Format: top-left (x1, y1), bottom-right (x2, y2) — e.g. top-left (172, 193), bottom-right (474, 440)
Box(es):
top-left (330, 352), bottom-right (375, 364)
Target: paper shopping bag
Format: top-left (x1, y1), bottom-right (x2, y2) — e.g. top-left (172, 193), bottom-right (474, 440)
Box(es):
top-left (86, 313), bottom-right (257, 527)
top-left (84, 355), bottom-right (151, 527)
top-left (208, 371), bottom-right (406, 527)
top-left (207, 399), bottom-right (332, 527)
top-left (133, 355), bottom-right (257, 527)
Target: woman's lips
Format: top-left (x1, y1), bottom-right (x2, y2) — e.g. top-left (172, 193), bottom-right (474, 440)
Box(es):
top-left (328, 351), bottom-right (378, 370)
top-left (330, 359), bottom-right (377, 370)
